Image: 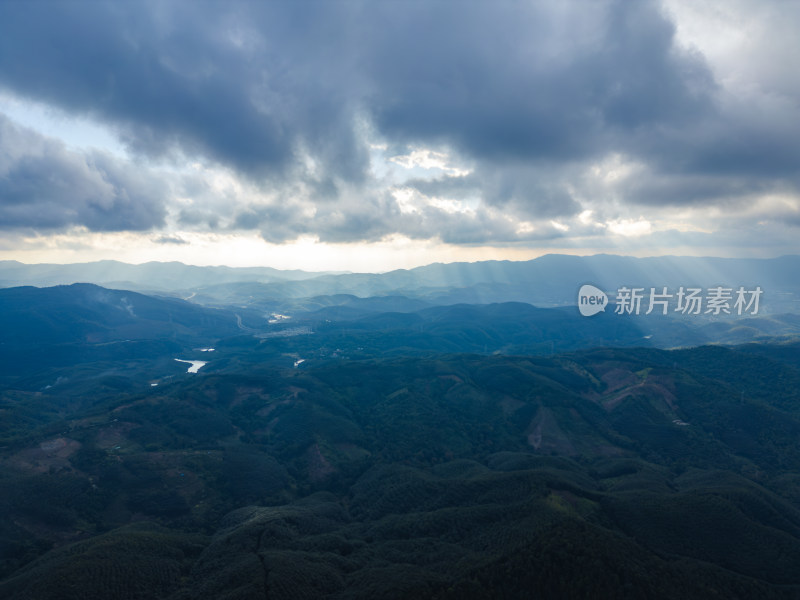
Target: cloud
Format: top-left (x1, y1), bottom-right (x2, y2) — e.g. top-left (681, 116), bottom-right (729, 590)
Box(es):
top-left (153, 235), bottom-right (188, 245)
top-left (365, 1), bottom-right (714, 162)
top-left (0, 0), bottom-right (797, 249)
top-left (0, 2), bottom-right (717, 166)
top-left (0, 1), bottom-right (367, 183)
top-left (0, 114), bottom-right (167, 231)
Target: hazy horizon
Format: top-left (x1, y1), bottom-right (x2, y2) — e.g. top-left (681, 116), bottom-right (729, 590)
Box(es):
top-left (3, 250), bottom-right (800, 277)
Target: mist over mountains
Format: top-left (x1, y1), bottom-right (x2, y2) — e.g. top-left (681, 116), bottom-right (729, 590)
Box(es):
top-left (3, 254), bottom-right (799, 312)
top-left (0, 260), bottom-right (329, 292)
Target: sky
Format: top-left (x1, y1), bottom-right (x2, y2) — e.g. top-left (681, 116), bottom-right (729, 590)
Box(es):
top-left (0, 0), bottom-right (798, 272)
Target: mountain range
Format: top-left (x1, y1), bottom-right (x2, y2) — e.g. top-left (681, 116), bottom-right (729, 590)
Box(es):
top-left (2, 255), bottom-right (800, 598)
top-left (3, 255), bottom-right (799, 313)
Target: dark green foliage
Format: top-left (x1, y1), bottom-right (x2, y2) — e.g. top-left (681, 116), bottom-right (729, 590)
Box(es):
top-left (128, 489), bottom-right (190, 517)
top-left (433, 518), bottom-right (799, 600)
top-left (219, 449), bottom-right (290, 503)
top-left (0, 523), bottom-right (205, 600)
top-left (4, 340), bottom-right (800, 597)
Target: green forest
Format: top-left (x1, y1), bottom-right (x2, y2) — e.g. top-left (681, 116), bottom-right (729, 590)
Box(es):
top-left (3, 335), bottom-right (800, 598)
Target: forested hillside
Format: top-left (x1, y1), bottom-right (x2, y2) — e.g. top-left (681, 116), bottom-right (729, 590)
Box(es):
top-left (3, 340), bottom-right (800, 598)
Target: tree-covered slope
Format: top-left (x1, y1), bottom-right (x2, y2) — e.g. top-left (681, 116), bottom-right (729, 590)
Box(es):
top-left (3, 344), bottom-right (800, 597)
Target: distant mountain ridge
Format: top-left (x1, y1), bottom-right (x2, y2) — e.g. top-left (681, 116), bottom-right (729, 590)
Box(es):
top-left (185, 254), bottom-right (800, 315)
top-left (0, 260), bottom-right (333, 292)
top-left (2, 254), bottom-right (799, 314)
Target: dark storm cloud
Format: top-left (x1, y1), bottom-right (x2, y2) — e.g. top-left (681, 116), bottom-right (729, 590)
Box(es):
top-left (0, 1), bottom-right (711, 165)
top-left (230, 192), bottom-right (403, 244)
top-left (0, 0), bottom-right (797, 241)
top-left (0, 115), bottom-right (166, 231)
top-left (228, 187), bottom-right (565, 246)
top-left (407, 169), bottom-right (580, 220)
top-left (364, 1), bottom-right (714, 163)
top-left (477, 165), bottom-right (582, 218)
top-left (0, 1), bottom-right (366, 181)
top-left (153, 235), bottom-right (188, 245)
top-left (616, 170), bottom-right (775, 207)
